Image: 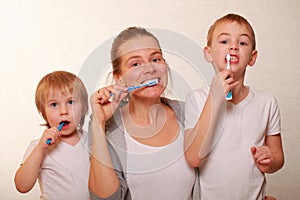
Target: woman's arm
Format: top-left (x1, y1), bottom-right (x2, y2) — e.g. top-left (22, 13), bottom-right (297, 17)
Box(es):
top-left (89, 85), bottom-right (127, 199)
top-left (89, 119), bottom-right (120, 198)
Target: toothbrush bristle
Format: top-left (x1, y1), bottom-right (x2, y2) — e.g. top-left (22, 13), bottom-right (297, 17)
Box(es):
top-left (146, 79), bottom-right (158, 86)
top-left (142, 79), bottom-right (158, 87)
top-left (226, 53), bottom-right (230, 61)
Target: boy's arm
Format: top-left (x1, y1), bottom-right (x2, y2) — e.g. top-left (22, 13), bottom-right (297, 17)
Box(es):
top-left (251, 94), bottom-right (284, 174)
top-left (251, 134), bottom-right (284, 173)
top-left (184, 93), bottom-right (213, 167)
top-left (266, 134), bottom-right (284, 173)
top-left (14, 127), bottom-right (59, 193)
top-left (14, 144), bottom-right (47, 193)
top-left (184, 71), bottom-right (236, 167)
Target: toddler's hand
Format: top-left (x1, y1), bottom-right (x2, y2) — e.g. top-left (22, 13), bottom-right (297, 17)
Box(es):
top-left (39, 127), bottom-right (60, 149)
top-left (251, 146), bottom-right (273, 173)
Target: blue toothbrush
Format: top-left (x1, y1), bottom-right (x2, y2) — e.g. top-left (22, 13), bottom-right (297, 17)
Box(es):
top-left (110, 79), bottom-right (158, 96)
top-left (46, 122), bottom-right (65, 145)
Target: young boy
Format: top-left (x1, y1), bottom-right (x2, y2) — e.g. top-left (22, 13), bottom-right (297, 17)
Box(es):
top-left (14, 71), bottom-right (90, 200)
top-left (184, 13), bottom-right (284, 199)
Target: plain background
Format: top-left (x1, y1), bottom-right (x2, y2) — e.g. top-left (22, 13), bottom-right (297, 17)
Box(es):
top-left (1, 0), bottom-right (299, 199)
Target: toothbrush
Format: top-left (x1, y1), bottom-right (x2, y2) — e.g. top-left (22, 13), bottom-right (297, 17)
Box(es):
top-left (225, 53), bottom-right (232, 100)
top-left (110, 79), bottom-right (158, 96)
top-left (46, 122), bottom-right (65, 145)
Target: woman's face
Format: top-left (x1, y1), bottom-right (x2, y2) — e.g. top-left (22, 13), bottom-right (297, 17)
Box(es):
top-left (115, 36), bottom-right (168, 98)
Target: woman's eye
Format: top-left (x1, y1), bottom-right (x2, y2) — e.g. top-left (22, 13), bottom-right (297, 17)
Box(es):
top-left (152, 58), bottom-right (161, 63)
top-left (129, 62), bottom-right (142, 67)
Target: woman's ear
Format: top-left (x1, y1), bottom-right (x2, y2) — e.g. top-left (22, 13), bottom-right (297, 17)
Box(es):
top-left (248, 50), bottom-right (258, 66)
top-left (113, 73), bottom-right (123, 83)
top-left (203, 46), bottom-right (213, 62)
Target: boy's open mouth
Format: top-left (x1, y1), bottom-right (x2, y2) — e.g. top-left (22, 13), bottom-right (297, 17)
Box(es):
top-left (60, 120), bottom-right (70, 125)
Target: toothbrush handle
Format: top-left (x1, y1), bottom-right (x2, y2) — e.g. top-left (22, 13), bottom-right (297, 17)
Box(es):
top-left (109, 86), bottom-right (134, 96)
top-left (46, 123), bottom-right (64, 145)
top-left (46, 138), bottom-right (52, 145)
top-left (226, 90), bottom-right (232, 100)
top-left (110, 83), bottom-right (147, 96)
top-left (226, 76), bottom-right (233, 100)
top-left (225, 67), bottom-right (232, 100)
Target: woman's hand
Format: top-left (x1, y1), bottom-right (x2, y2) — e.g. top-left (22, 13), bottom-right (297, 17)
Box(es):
top-left (90, 84), bottom-right (128, 124)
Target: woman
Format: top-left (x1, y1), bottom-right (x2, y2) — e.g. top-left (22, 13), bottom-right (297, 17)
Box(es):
top-left (88, 27), bottom-right (199, 200)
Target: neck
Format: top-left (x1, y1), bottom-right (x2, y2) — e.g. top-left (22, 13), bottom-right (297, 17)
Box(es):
top-left (60, 130), bottom-right (81, 146)
top-left (126, 96), bottom-right (163, 125)
top-left (231, 83), bottom-right (249, 104)
top-left (122, 96), bottom-right (169, 139)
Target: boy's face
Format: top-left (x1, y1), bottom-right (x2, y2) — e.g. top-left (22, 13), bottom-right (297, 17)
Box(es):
top-left (44, 89), bottom-right (83, 137)
top-left (204, 21), bottom-right (257, 76)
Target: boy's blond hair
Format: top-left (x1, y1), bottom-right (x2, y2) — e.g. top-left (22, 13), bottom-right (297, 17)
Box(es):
top-left (35, 71), bottom-right (88, 129)
top-left (207, 13), bottom-right (256, 50)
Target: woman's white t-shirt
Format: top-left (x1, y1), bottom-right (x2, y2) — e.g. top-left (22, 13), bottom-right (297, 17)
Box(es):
top-left (125, 126), bottom-right (195, 200)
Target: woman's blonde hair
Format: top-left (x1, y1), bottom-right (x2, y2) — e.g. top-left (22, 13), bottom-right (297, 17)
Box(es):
top-left (111, 26), bottom-right (161, 75)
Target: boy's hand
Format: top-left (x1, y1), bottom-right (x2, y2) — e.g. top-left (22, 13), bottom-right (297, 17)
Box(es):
top-left (211, 70), bottom-right (239, 98)
top-left (251, 146), bottom-right (273, 173)
top-left (38, 127), bottom-right (60, 149)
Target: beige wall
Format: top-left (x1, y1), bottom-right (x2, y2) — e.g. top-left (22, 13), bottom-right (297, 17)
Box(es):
top-left (1, 0), bottom-right (299, 199)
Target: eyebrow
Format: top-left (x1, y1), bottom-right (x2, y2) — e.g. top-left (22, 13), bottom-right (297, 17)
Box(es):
top-left (217, 32), bottom-right (251, 39)
top-left (125, 49), bottom-right (162, 64)
top-left (46, 98), bottom-right (58, 104)
top-left (46, 95), bottom-right (78, 103)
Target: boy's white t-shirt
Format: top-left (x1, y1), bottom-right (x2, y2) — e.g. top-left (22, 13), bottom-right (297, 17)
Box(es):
top-left (125, 125), bottom-right (195, 200)
top-left (185, 87), bottom-right (281, 200)
top-left (23, 131), bottom-right (90, 200)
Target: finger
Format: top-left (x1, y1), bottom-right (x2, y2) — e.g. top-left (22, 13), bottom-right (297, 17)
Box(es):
top-left (51, 128), bottom-right (60, 139)
top-left (226, 81), bottom-right (239, 94)
top-left (96, 88), bottom-right (113, 104)
top-left (46, 134), bottom-right (56, 145)
top-left (98, 89), bottom-right (111, 101)
top-left (256, 153), bottom-right (272, 163)
top-left (220, 69), bottom-right (232, 80)
top-left (250, 147), bottom-right (257, 155)
top-left (259, 159), bottom-right (271, 164)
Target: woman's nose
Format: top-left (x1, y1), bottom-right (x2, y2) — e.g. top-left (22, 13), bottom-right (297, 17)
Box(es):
top-left (143, 63), bottom-right (156, 74)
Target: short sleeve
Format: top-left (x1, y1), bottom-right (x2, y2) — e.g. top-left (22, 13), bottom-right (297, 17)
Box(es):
top-left (22, 139), bottom-right (39, 162)
top-left (184, 88), bottom-right (209, 130)
top-left (267, 96), bottom-right (281, 136)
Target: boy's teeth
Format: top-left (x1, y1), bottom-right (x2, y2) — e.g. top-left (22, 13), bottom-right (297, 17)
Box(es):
top-left (230, 56), bottom-right (238, 62)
